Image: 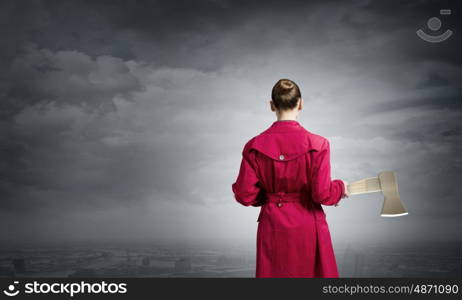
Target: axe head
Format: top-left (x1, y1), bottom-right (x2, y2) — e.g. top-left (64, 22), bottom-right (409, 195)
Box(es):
top-left (378, 171), bottom-right (408, 217)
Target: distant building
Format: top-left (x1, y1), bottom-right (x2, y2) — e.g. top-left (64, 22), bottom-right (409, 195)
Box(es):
top-left (68, 268), bottom-right (98, 277)
top-left (12, 258), bottom-right (26, 273)
top-left (125, 249), bottom-right (131, 263)
top-left (174, 257), bottom-right (192, 273)
top-left (216, 255), bottom-right (246, 266)
top-left (340, 244), bottom-right (364, 277)
top-left (141, 256), bottom-right (150, 267)
top-left (0, 266), bottom-right (15, 277)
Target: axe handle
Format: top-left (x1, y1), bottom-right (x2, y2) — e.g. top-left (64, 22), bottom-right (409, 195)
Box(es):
top-left (347, 177), bottom-right (382, 195)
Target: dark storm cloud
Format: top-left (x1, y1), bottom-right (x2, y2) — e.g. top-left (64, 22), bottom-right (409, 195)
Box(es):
top-left (2, 45), bottom-right (142, 117)
top-left (0, 0), bottom-right (461, 243)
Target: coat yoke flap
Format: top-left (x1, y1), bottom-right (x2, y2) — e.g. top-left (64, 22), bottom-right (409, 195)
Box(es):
top-left (247, 131), bottom-right (323, 161)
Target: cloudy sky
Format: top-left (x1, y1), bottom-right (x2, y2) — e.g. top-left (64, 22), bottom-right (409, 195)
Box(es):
top-left (0, 0), bottom-right (461, 248)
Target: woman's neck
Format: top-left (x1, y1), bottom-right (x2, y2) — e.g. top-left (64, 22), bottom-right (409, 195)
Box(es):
top-left (276, 112), bottom-right (298, 121)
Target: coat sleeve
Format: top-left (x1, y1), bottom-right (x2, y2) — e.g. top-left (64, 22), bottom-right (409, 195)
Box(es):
top-left (310, 139), bottom-right (346, 206)
top-left (231, 144), bottom-right (265, 207)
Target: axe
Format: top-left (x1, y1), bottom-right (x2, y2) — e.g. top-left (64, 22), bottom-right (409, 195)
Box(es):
top-left (347, 171), bottom-right (408, 217)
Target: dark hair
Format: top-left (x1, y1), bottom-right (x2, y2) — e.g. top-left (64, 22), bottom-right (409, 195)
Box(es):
top-left (271, 79), bottom-right (301, 110)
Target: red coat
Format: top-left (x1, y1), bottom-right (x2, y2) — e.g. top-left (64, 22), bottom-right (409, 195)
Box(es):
top-left (232, 120), bottom-right (346, 278)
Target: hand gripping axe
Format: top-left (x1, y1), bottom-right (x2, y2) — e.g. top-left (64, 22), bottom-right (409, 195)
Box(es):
top-left (347, 171), bottom-right (408, 217)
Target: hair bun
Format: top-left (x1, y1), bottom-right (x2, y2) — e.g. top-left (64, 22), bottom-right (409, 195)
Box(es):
top-left (271, 78), bottom-right (301, 111)
top-left (279, 79), bottom-right (294, 90)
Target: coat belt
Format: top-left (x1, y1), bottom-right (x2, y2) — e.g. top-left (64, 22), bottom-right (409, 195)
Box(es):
top-left (265, 192), bottom-right (304, 203)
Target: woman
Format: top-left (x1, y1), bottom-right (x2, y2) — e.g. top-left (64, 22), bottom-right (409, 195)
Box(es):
top-left (231, 79), bottom-right (349, 278)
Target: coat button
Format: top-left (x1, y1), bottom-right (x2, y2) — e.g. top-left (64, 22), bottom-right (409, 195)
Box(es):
top-left (279, 154), bottom-right (285, 160)
top-left (277, 202), bottom-right (283, 208)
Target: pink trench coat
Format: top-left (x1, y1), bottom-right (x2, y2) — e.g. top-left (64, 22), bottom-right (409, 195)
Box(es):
top-left (232, 120), bottom-right (346, 278)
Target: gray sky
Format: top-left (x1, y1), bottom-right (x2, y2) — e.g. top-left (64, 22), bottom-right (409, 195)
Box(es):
top-left (0, 0), bottom-right (461, 247)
